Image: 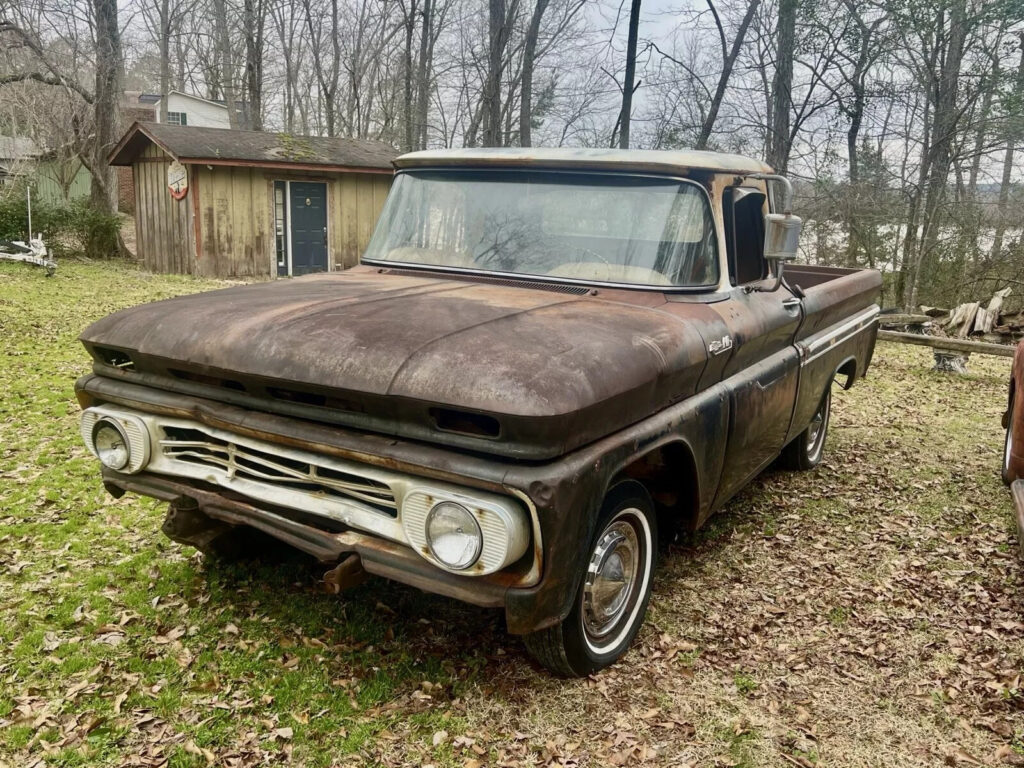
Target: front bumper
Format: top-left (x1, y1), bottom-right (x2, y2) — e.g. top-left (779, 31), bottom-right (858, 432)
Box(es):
top-left (75, 372), bottom-right (629, 635)
top-left (102, 469), bottom-right (512, 607)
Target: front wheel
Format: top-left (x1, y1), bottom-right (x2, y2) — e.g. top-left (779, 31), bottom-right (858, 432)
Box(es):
top-left (780, 386), bottom-right (832, 471)
top-left (523, 481), bottom-right (657, 677)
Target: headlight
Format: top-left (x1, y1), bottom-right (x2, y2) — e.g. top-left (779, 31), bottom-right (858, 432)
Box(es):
top-left (81, 407), bottom-right (151, 473)
top-left (92, 418), bottom-right (131, 470)
top-left (425, 501), bottom-right (482, 570)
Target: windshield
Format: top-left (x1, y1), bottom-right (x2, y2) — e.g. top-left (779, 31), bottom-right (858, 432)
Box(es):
top-left (363, 170), bottom-right (720, 288)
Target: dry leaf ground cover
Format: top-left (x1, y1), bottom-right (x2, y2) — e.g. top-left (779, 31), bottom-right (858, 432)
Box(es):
top-left (1, 260), bottom-right (1022, 768)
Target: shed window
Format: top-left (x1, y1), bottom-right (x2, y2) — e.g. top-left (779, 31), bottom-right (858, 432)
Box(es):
top-left (274, 180), bottom-right (288, 275)
top-left (167, 111), bottom-right (187, 126)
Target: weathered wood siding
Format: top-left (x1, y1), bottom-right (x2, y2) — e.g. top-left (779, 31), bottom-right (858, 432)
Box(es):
top-left (330, 173), bottom-right (392, 269)
top-left (132, 148), bottom-right (391, 277)
top-left (133, 144), bottom-right (194, 274)
top-left (193, 165), bottom-right (271, 278)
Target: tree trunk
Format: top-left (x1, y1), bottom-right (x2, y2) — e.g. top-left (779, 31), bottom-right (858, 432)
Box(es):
top-left (212, 0), bottom-right (239, 129)
top-left (402, 0), bottom-right (418, 151)
top-left (842, 23), bottom-right (871, 268)
top-left (414, 0), bottom-right (434, 149)
top-left (158, 0), bottom-right (170, 122)
top-left (519, 0), bottom-right (549, 147)
top-left (991, 35), bottom-right (1024, 260)
top-left (767, 0), bottom-right (796, 173)
top-left (617, 0), bottom-right (641, 149)
top-left (695, 0), bottom-right (760, 150)
top-left (482, 0), bottom-right (511, 146)
top-left (90, 0), bottom-right (122, 212)
top-left (905, 0), bottom-right (967, 311)
top-left (243, 0), bottom-right (264, 130)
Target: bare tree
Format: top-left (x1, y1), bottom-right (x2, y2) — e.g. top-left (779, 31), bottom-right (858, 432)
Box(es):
top-left (242, 0), bottom-right (266, 130)
top-left (695, 0), bottom-right (761, 149)
top-left (616, 0), bottom-right (641, 149)
top-left (991, 33), bottom-right (1024, 261)
top-left (767, 0), bottom-right (796, 172)
top-left (482, 0), bottom-right (518, 146)
top-left (519, 0), bottom-right (549, 146)
top-left (211, 0), bottom-right (240, 128)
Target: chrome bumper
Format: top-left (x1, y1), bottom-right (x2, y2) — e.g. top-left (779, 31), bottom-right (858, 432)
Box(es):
top-left (81, 404), bottom-right (535, 579)
top-left (101, 469), bottom-right (513, 607)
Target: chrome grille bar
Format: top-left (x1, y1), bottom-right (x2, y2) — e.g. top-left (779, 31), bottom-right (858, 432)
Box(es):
top-left (160, 433), bottom-right (397, 511)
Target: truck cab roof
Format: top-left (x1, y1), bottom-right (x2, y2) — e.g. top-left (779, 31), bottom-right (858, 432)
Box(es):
top-left (393, 147), bottom-right (774, 177)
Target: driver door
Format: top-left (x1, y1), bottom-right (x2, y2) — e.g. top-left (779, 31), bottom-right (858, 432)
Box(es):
top-left (712, 186), bottom-right (802, 506)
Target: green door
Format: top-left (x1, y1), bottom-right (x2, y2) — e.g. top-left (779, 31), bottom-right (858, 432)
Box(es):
top-left (289, 181), bottom-right (328, 275)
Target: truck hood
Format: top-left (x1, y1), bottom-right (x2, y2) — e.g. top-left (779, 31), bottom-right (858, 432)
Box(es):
top-left (80, 268), bottom-right (710, 458)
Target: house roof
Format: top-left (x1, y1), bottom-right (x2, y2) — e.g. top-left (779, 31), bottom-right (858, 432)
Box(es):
top-left (109, 122), bottom-right (397, 173)
top-left (394, 147), bottom-right (773, 176)
top-left (0, 135), bottom-right (41, 161)
top-left (123, 91), bottom-right (162, 105)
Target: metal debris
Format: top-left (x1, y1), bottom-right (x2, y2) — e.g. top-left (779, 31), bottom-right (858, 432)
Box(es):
top-left (0, 237), bottom-right (57, 276)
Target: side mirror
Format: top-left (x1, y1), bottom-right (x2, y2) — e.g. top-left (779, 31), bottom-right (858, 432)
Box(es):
top-left (763, 212), bottom-right (802, 281)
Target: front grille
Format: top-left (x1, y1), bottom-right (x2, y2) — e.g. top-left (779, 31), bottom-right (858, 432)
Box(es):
top-left (160, 426), bottom-right (397, 515)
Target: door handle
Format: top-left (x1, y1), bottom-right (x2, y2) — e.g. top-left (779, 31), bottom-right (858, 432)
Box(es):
top-left (782, 297), bottom-right (801, 310)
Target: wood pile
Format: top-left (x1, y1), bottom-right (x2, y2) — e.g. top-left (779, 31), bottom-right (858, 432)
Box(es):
top-left (877, 288), bottom-right (1017, 370)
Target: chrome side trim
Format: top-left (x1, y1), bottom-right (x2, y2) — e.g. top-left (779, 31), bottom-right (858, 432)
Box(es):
top-left (799, 306), bottom-right (879, 366)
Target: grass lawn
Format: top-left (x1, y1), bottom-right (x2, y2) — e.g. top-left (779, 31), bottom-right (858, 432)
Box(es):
top-left (1, 260), bottom-right (1022, 768)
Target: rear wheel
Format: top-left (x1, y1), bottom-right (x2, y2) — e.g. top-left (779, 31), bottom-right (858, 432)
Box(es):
top-left (780, 386), bottom-right (831, 471)
top-left (523, 481), bottom-right (657, 677)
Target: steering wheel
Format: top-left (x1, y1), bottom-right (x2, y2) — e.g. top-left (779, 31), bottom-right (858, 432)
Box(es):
top-left (568, 245), bottom-right (611, 267)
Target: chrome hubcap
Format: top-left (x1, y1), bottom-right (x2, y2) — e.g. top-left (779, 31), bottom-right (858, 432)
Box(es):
top-left (583, 518), bottom-right (640, 639)
top-left (807, 413), bottom-right (823, 446)
top-left (807, 392), bottom-right (830, 458)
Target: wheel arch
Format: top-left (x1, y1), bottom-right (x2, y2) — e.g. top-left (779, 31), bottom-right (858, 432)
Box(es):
top-left (610, 438), bottom-right (702, 534)
top-left (834, 355), bottom-right (858, 390)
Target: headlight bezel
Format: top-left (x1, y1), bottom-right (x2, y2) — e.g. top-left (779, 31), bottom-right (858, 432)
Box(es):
top-left (400, 487), bottom-right (530, 576)
top-left (80, 407), bottom-right (152, 474)
top-left (424, 501), bottom-right (483, 571)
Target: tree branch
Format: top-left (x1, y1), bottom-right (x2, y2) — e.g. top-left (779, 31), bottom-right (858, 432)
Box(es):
top-left (0, 71), bottom-right (94, 103)
top-left (0, 21), bottom-right (95, 104)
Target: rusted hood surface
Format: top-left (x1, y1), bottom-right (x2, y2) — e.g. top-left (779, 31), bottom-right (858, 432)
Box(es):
top-left (81, 269), bottom-right (709, 457)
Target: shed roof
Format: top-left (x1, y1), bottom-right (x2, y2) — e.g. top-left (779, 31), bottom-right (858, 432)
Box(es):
top-left (394, 147), bottom-right (773, 176)
top-left (110, 122), bottom-right (397, 173)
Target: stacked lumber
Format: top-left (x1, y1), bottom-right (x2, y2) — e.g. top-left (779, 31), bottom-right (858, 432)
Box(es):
top-left (910, 287), bottom-right (1017, 344)
top-left (877, 288), bottom-right (1017, 368)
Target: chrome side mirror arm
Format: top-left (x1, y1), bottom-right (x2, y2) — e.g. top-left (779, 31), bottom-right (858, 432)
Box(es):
top-left (746, 173), bottom-right (802, 296)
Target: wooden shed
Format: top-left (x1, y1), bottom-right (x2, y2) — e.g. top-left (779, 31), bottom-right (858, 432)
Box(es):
top-left (109, 122), bottom-right (397, 278)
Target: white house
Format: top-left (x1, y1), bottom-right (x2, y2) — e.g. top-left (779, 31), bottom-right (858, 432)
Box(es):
top-left (154, 91), bottom-right (234, 128)
top-left (123, 90), bottom-right (243, 129)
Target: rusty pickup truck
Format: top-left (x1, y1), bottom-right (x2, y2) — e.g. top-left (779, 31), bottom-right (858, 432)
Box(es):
top-left (76, 148), bottom-right (881, 675)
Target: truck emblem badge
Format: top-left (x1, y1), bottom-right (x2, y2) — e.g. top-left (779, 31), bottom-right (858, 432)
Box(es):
top-left (709, 335), bottom-right (733, 355)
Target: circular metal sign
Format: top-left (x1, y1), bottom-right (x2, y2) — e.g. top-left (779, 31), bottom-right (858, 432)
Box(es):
top-left (167, 161), bottom-right (188, 200)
